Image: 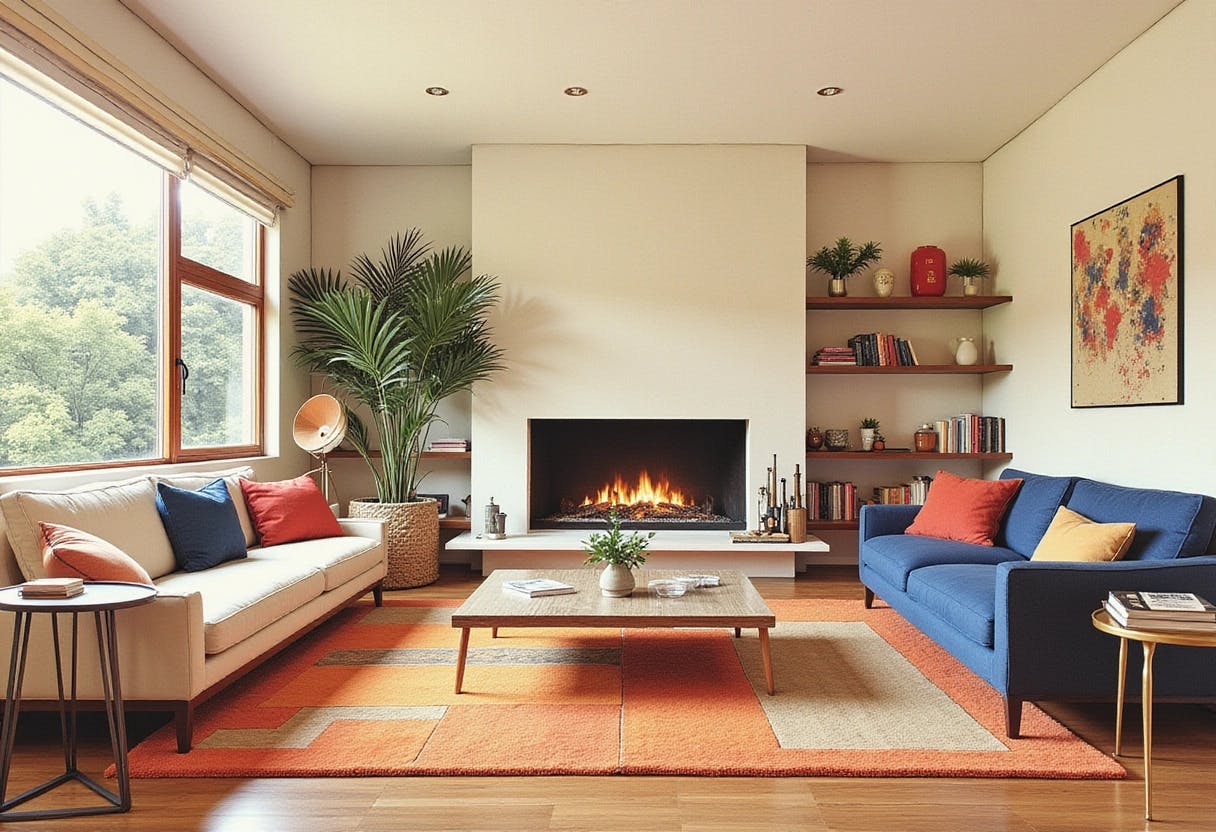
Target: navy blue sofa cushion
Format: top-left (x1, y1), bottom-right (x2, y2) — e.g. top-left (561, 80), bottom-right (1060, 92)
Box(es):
top-left (1066, 479), bottom-right (1216, 560)
top-left (907, 564), bottom-right (999, 647)
top-left (862, 534), bottom-right (1022, 592)
top-left (156, 479), bottom-right (248, 572)
top-left (996, 468), bottom-right (1076, 557)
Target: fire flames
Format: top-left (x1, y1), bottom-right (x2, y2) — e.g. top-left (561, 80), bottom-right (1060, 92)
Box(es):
top-left (581, 470), bottom-right (691, 508)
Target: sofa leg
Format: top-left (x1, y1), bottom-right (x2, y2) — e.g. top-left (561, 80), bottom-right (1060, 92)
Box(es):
top-left (372, 582), bottom-right (384, 607)
top-left (175, 702), bottom-right (194, 753)
top-left (1004, 696), bottom-right (1022, 739)
top-left (863, 587), bottom-right (875, 609)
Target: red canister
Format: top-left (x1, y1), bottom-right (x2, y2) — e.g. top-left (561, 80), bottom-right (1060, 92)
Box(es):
top-left (910, 245), bottom-right (947, 297)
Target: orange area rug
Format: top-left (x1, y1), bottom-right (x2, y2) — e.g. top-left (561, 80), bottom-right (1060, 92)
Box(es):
top-left (124, 598), bottom-right (1124, 779)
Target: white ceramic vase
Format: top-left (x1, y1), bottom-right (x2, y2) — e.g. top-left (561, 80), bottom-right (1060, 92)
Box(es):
top-left (599, 564), bottom-right (635, 597)
top-left (859, 428), bottom-right (876, 451)
top-left (872, 268), bottom-right (895, 298)
top-left (953, 337), bottom-right (979, 366)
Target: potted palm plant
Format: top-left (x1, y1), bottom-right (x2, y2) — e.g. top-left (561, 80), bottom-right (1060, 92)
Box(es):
top-left (807, 237), bottom-right (883, 298)
top-left (948, 257), bottom-right (992, 297)
top-left (289, 229), bottom-right (504, 588)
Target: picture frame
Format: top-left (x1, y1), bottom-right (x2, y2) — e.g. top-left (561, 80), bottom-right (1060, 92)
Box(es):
top-left (418, 493), bottom-right (449, 517)
top-left (1070, 175), bottom-right (1183, 408)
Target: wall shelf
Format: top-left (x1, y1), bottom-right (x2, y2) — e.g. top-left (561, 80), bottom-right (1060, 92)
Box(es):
top-left (807, 364), bottom-right (1012, 375)
top-left (805, 295), bottom-right (1013, 311)
top-left (439, 517), bottom-right (471, 530)
top-left (806, 451), bottom-right (1012, 461)
top-left (328, 450), bottom-right (471, 460)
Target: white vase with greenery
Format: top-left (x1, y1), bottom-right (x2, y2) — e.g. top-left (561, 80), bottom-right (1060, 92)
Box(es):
top-left (582, 513), bottom-right (655, 597)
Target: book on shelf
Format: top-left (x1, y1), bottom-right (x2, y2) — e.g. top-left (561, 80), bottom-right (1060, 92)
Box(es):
top-left (811, 346), bottom-right (857, 366)
top-left (19, 577), bottom-right (84, 598)
top-left (427, 438), bottom-right (470, 452)
top-left (806, 481), bottom-right (857, 521)
top-left (1106, 591), bottom-right (1216, 621)
top-left (1103, 600), bottom-right (1216, 633)
top-left (503, 578), bottom-right (577, 598)
top-left (932, 414), bottom-right (1005, 453)
top-left (844, 333), bottom-right (919, 367)
top-left (872, 475), bottom-right (932, 506)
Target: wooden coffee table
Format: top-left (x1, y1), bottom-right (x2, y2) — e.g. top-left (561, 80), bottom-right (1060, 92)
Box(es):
top-left (451, 568), bottom-right (777, 694)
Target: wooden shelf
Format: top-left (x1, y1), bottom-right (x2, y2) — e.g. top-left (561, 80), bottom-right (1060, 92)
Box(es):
top-left (328, 450), bottom-right (471, 460)
top-left (805, 295), bottom-right (1012, 310)
top-left (807, 364), bottom-right (1012, 375)
top-left (439, 517), bottom-right (471, 530)
top-left (806, 519), bottom-right (860, 531)
top-left (805, 451), bottom-right (1012, 461)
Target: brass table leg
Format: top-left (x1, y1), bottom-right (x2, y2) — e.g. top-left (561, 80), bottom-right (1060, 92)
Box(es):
top-left (454, 628), bottom-right (471, 694)
top-left (1141, 641), bottom-right (1156, 821)
top-left (758, 627), bottom-right (775, 695)
top-left (1114, 636), bottom-right (1127, 756)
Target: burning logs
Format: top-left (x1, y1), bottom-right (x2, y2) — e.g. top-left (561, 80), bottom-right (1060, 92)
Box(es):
top-left (546, 499), bottom-right (729, 524)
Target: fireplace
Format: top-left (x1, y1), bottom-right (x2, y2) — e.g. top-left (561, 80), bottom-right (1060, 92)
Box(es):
top-left (529, 419), bottom-right (747, 530)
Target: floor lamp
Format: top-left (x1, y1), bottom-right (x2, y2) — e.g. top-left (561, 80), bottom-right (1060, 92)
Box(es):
top-left (292, 394), bottom-right (347, 503)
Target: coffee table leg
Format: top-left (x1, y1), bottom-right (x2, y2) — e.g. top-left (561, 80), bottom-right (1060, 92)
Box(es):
top-left (734, 627), bottom-right (741, 638)
top-left (492, 628), bottom-right (498, 639)
top-left (1114, 636), bottom-right (1127, 756)
top-left (1142, 641), bottom-right (1156, 821)
top-left (758, 627), bottom-right (775, 695)
top-left (454, 628), bottom-right (471, 694)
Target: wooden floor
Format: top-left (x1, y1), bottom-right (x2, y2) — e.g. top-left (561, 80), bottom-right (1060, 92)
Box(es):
top-left (4, 565), bottom-right (1214, 831)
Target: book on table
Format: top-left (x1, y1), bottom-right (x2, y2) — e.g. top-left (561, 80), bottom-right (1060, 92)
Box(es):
top-left (1103, 600), bottom-right (1216, 633)
top-left (503, 578), bottom-right (576, 598)
top-left (1107, 591), bottom-right (1216, 622)
top-left (19, 577), bottom-right (85, 598)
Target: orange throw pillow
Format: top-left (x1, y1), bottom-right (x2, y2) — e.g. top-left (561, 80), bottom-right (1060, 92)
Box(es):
top-left (40, 522), bottom-right (154, 585)
top-left (906, 470), bottom-right (1023, 547)
top-left (239, 475), bottom-right (342, 547)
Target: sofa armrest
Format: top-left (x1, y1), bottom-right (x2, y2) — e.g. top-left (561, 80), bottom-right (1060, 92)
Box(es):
top-left (995, 556), bottom-right (1216, 697)
top-left (338, 516), bottom-right (385, 543)
top-left (859, 504), bottom-right (921, 541)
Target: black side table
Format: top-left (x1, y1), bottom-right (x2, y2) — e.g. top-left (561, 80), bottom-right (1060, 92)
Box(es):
top-left (0, 580), bottom-right (156, 821)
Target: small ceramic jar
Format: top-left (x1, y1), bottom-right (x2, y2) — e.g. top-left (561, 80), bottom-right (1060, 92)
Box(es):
top-left (914, 424), bottom-right (938, 452)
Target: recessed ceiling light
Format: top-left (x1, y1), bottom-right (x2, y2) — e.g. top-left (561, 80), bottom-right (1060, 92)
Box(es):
top-left (816, 86), bottom-right (844, 97)
top-left (425, 86), bottom-right (449, 96)
top-left (564, 86), bottom-right (589, 97)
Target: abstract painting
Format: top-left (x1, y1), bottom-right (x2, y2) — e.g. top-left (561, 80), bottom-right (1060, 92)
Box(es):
top-left (1071, 176), bottom-right (1183, 407)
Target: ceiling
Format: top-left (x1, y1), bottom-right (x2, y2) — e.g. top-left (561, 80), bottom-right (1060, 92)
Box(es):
top-left (121, 0), bottom-right (1182, 166)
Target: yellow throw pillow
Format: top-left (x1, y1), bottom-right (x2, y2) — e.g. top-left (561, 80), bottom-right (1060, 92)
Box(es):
top-left (1030, 506), bottom-right (1135, 562)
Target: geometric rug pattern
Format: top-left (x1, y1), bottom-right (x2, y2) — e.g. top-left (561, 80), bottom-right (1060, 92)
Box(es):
top-left (124, 598), bottom-right (1125, 779)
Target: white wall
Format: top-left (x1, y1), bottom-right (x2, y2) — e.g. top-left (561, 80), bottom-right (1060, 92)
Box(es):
top-left (982, 0), bottom-right (1215, 494)
top-left (311, 166), bottom-right (473, 516)
top-left (471, 144), bottom-right (807, 535)
top-left (0, 0), bottom-right (312, 493)
top-left (806, 163), bottom-right (985, 561)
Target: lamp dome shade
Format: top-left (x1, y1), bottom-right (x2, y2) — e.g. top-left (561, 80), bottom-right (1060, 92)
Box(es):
top-left (292, 394), bottom-right (347, 454)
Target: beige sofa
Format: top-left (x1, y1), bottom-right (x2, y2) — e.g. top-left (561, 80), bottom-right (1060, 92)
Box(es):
top-left (0, 467), bottom-right (386, 752)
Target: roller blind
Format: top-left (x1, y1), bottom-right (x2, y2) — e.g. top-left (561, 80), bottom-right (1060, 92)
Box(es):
top-left (0, 0), bottom-right (292, 225)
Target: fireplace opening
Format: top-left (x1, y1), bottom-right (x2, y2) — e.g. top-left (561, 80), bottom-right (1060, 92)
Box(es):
top-left (529, 419), bottom-right (747, 530)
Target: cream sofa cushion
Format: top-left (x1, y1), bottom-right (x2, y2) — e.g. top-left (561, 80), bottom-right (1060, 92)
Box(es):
top-left (251, 536), bottom-right (382, 591)
top-left (155, 557), bottom-right (325, 654)
top-left (0, 476), bottom-right (176, 580)
top-left (153, 467), bottom-right (258, 548)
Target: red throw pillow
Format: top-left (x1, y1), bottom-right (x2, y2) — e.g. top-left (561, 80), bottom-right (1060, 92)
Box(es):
top-left (905, 470), bottom-right (1023, 547)
top-left (239, 475), bottom-right (342, 546)
top-left (40, 522), bottom-right (154, 585)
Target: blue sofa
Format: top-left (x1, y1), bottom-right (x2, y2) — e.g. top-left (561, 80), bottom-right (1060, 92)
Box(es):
top-left (858, 468), bottom-right (1216, 737)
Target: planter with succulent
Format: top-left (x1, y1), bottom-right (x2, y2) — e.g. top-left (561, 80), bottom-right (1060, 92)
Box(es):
top-left (859, 417), bottom-right (880, 452)
top-left (948, 257), bottom-right (992, 297)
top-left (582, 513), bottom-right (655, 597)
top-left (807, 237), bottom-right (883, 298)
top-left (288, 229), bottom-right (504, 588)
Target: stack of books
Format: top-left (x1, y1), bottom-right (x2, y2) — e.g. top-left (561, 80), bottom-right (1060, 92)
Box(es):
top-left (1104, 591), bottom-right (1216, 632)
top-left (846, 333), bottom-right (919, 367)
top-left (19, 577), bottom-right (84, 598)
top-left (872, 475), bottom-right (932, 506)
top-left (503, 578), bottom-right (576, 598)
top-left (427, 438), bottom-right (470, 452)
top-left (811, 346), bottom-right (857, 366)
top-left (931, 414), bottom-right (1006, 454)
top-left (806, 481), bottom-right (857, 521)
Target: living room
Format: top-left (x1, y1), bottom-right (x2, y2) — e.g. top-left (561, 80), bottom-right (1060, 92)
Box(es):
top-left (0, 0), bottom-right (1214, 829)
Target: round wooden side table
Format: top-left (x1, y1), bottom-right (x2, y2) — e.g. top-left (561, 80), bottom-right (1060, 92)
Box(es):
top-left (0, 581), bottom-right (156, 821)
top-left (1091, 608), bottom-right (1216, 821)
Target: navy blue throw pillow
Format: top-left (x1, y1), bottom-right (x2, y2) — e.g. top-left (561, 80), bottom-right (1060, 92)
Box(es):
top-left (156, 479), bottom-right (248, 572)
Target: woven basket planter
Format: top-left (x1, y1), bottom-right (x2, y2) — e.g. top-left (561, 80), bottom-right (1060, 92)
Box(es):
top-left (349, 497), bottom-right (439, 589)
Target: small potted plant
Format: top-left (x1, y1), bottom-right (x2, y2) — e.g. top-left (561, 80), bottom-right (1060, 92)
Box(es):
top-left (948, 257), bottom-right (992, 297)
top-left (872, 433), bottom-right (887, 451)
top-left (807, 237), bottom-right (883, 298)
top-left (859, 417), bottom-right (880, 451)
top-left (582, 512), bottom-right (655, 597)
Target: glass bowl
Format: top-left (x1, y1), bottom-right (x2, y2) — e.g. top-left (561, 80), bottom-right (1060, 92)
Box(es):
top-left (648, 579), bottom-right (688, 598)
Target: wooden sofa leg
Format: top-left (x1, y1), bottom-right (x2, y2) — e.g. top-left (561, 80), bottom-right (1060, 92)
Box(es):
top-left (1004, 696), bottom-right (1022, 739)
top-left (863, 587), bottom-right (875, 609)
top-left (175, 702), bottom-right (194, 753)
top-left (372, 582), bottom-right (384, 607)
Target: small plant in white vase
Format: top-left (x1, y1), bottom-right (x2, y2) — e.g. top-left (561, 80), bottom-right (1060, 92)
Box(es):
top-left (859, 417), bottom-right (880, 452)
top-left (582, 513), bottom-right (655, 597)
top-left (948, 258), bottom-right (992, 297)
